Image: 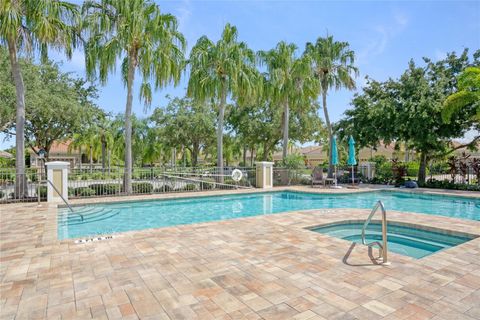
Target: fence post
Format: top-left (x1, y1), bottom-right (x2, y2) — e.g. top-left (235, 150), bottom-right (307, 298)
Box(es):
top-left (45, 161), bottom-right (69, 203)
top-left (256, 162), bottom-right (274, 188)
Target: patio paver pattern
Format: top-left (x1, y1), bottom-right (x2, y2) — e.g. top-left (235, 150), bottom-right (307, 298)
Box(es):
top-left (1, 188), bottom-right (479, 319)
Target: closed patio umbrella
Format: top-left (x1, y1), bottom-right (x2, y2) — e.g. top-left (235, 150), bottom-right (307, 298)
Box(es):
top-left (347, 136), bottom-right (357, 185)
top-left (331, 136), bottom-right (340, 188)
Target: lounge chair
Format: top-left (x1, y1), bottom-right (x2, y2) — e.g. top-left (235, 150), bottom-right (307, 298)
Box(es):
top-left (311, 167), bottom-right (326, 187)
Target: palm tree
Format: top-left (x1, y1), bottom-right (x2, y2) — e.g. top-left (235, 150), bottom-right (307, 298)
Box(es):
top-left (70, 128), bottom-right (98, 173)
top-left (188, 23), bottom-right (259, 181)
top-left (443, 66), bottom-right (480, 123)
top-left (305, 36), bottom-right (358, 177)
top-left (0, 0), bottom-right (79, 197)
top-left (258, 41), bottom-right (317, 160)
top-left (82, 0), bottom-right (186, 194)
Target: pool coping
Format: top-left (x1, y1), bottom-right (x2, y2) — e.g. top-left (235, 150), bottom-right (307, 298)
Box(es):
top-left (304, 219), bottom-right (480, 240)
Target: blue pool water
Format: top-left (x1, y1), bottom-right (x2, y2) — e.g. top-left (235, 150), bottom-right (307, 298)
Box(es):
top-left (311, 222), bottom-right (475, 258)
top-left (58, 191), bottom-right (480, 240)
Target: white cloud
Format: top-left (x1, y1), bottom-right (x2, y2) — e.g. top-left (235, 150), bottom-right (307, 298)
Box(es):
top-left (176, 0), bottom-right (192, 34)
top-left (357, 10), bottom-right (409, 66)
top-left (394, 11), bottom-right (408, 28)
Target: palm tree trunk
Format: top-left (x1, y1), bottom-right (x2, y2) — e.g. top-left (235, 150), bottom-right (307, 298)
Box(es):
top-left (322, 90), bottom-right (334, 178)
top-left (101, 136), bottom-right (106, 172)
top-left (250, 146), bottom-right (255, 166)
top-left (282, 98), bottom-right (289, 160)
top-left (217, 89), bottom-right (227, 183)
top-left (243, 144), bottom-right (247, 166)
top-left (89, 146), bottom-right (93, 173)
top-left (7, 39), bottom-right (27, 198)
top-left (108, 149), bottom-right (111, 174)
top-left (192, 142), bottom-right (199, 167)
top-left (124, 55), bottom-right (136, 194)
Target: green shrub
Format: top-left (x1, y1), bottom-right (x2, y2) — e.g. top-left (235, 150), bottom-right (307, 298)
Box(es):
top-left (153, 185), bottom-right (173, 193)
top-left (224, 178), bottom-right (236, 185)
top-left (375, 162), bottom-right (394, 183)
top-left (0, 172), bottom-right (14, 182)
top-left (89, 183), bottom-right (120, 195)
top-left (38, 186), bottom-right (47, 198)
top-left (282, 154), bottom-right (305, 170)
top-left (406, 162), bottom-right (420, 177)
top-left (182, 183), bottom-right (197, 191)
top-left (74, 187), bottom-right (96, 197)
top-left (91, 172), bottom-right (103, 180)
top-left (201, 180), bottom-right (215, 190)
top-left (419, 179), bottom-right (480, 191)
top-left (27, 172), bottom-right (39, 182)
top-left (132, 182), bottom-right (153, 194)
top-left (136, 170), bottom-right (155, 179)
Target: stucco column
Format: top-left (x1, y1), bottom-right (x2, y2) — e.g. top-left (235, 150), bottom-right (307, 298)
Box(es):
top-left (45, 161), bottom-right (69, 203)
top-left (256, 161), bottom-right (274, 189)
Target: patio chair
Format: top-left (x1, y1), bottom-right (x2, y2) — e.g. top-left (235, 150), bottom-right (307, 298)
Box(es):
top-left (311, 167), bottom-right (326, 187)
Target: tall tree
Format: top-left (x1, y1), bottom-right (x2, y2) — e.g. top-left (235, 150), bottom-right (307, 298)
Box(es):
top-left (0, 0), bottom-right (79, 197)
top-left (305, 36), bottom-right (358, 177)
top-left (82, 0), bottom-right (186, 193)
top-left (188, 23), bottom-right (259, 180)
top-left (258, 41), bottom-right (317, 159)
top-left (337, 50), bottom-right (478, 183)
top-left (151, 96), bottom-right (216, 167)
top-left (1, 54), bottom-right (100, 162)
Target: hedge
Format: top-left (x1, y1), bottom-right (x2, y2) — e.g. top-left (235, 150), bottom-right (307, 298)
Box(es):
top-left (419, 179), bottom-right (480, 191)
top-left (89, 183), bottom-right (121, 195)
top-left (74, 187), bottom-right (96, 197)
top-left (132, 182), bottom-right (153, 194)
top-left (153, 185), bottom-right (173, 193)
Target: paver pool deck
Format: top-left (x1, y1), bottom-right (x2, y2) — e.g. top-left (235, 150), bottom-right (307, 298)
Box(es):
top-left (1, 187), bottom-right (479, 319)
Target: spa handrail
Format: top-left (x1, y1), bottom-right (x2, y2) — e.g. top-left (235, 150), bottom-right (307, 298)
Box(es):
top-left (361, 200), bottom-right (388, 264)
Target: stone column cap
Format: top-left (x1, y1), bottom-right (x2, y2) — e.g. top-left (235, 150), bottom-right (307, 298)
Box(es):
top-left (45, 161), bottom-right (70, 169)
top-left (255, 161), bottom-right (274, 165)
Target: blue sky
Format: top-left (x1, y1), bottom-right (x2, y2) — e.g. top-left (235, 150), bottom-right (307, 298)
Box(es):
top-left (1, 0), bottom-right (479, 149)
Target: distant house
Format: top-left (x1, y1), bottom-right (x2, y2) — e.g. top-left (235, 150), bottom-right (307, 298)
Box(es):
top-left (29, 141), bottom-right (82, 168)
top-left (452, 141), bottom-right (480, 158)
top-left (0, 150), bottom-right (13, 159)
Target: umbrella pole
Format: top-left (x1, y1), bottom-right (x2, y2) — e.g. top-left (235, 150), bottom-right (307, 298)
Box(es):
top-left (352, 165), bottom-right (354, 186)
top-left (334, 166), bottom-right (337, 187)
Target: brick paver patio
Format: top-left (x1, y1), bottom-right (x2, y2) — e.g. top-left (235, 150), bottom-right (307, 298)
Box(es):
top-left (1, 187), bottom-right (479, 319)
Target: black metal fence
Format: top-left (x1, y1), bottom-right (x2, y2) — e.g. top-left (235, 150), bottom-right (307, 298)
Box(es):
top-left (0, 166), bottom-right (259, 203)
top-left (0, 168), bottom-right (47, 203)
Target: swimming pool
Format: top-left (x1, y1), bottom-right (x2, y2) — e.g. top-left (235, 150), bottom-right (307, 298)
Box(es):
top-left (58, 190), bottom-right (480, 240)
top-left (310, 221), bottom-right (475, 259)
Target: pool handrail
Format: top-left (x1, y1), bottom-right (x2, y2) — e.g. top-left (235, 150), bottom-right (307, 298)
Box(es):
top-left (361, 200), bottom-right (389, 264)
top-left (46, 179), bottom-right (84, 221)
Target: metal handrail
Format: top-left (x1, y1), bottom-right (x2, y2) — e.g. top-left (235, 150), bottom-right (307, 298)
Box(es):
top-left (46, 179), bottom-right (84, 221)
top-left (158, 173), bottom-right (253, 189)
top-left (361, 200), bottom-right (388, 264)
